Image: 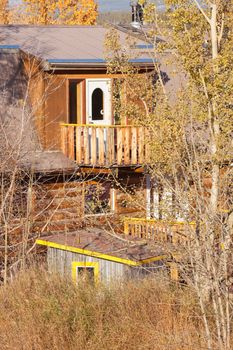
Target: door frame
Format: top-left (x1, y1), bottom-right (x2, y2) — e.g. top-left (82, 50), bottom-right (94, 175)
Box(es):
top-left (86, 78), bottom-right (112, 125)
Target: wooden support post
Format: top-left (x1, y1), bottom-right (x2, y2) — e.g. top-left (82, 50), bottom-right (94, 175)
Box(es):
top-left (110, 187), bottom-right (116, 213)
top-left (169, 262), bottom-right (179, 281)
top-left (61, 126), bottom-right (68, 156)
top-left (146, 174), bottom-right (151, 219)
top-left (124, 220), bottom-right (129, 235)
top-left (98, 127), bottom-right (105, 166)
top-left (83, 126), bottom-right (89, 165)
top-left (153, 184), bottom-right (159, 219)
top-left (138, 127), bottom-right (144, 164)
top-left (124, 127), bottom-right (130, 165)
top-left (76, 126), bottom-right (82, 164)
top-left (68, 126), bottom-right (75, 160)
top-left (107, 128), bottom-right (114, 165)
top-left (131, 127), bottom-right (137, 164)
top-left (91, 127), bottom-right (97, 165)
top-left (117, 127), bottom-right (123, 165)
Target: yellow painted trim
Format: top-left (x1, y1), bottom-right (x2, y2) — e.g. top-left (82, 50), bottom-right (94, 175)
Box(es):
top-left (71, 261), bottom-right (99, 284)
top-left (60, 123), bottom-right (139, 128)
top-left (124, 217), bottom-right (196, 226)
top-left (36, 239), bottom-right (167, 266)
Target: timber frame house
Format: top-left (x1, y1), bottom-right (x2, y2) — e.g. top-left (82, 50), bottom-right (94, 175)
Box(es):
top-left (0, 22), bottom-right (220, 282)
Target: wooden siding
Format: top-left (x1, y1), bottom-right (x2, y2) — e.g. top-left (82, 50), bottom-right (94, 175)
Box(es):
top-left (61, 124), bottom-right (149, 167)
top-left (48, 247), bottom-right (126, 283)
top-left (47, 247), bottom-right (165, 283)
top-left (45, 76), bottom-right (68, 150)
top-left (32, 181), bottom-right (84, 235)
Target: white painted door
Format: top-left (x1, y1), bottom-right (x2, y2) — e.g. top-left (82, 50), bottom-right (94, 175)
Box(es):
top-left (86, 79), bottom-right (112, 125)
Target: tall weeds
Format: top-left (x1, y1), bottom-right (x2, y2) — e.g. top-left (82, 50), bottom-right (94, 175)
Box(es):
top-left (0, 268), bottom-right (226, 350)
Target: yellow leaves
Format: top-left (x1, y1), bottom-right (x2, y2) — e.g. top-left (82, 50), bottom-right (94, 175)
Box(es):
top-left (21, 0), bottom-right (98, 25)
top-left (0, 0), bottom-right (8, 24)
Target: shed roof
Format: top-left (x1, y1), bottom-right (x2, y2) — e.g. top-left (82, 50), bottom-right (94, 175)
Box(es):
top-left (0, 25), bottom-right (154, 69)
top-left (36, 228), bottom-right (169, 266)
top-left (20, 150), bottom-right (77, 174)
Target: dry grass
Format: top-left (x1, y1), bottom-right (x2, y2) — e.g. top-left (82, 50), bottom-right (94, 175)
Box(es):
top-left (0, 269), bottom-right (209, 350)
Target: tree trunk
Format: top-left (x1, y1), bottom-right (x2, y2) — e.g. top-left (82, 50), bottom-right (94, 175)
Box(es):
top-left (209, 3), bottom-right (220, 216)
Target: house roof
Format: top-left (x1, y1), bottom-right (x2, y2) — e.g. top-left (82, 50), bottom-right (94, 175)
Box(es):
top-left (0, 25), bottom-right (154, 69)
top-left (36, 228), bottom-right (169, 266)
top-left (20, 151), bottom-right (77, 174)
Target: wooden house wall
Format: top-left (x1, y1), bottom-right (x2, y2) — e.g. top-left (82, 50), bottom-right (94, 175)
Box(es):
top-left (23, 55), bottom-right (46, 148)
top-left (32, 181), bottom-right (85, 235)
top-left (44, 75), bottom-right (68, 150)
top-left (115, 173), bottom-right (146, 216)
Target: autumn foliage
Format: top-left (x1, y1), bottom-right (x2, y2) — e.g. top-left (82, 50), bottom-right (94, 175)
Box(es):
top-left (22, 0), bottom-right (98, 25)
top-left (0, 0), bottom-right (8, 24)
top-left (1, 0), bottom-right (98, 25)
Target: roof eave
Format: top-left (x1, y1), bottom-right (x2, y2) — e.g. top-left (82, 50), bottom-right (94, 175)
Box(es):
top-left (43, 59), bottom-right (156, 71)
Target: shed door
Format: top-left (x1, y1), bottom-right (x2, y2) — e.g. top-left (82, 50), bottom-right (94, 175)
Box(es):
top-left (86, 79), bottom-right (111, 125)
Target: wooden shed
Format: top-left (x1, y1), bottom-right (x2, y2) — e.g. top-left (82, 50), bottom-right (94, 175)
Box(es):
top-left (36, 228), bottom-right (169, 284)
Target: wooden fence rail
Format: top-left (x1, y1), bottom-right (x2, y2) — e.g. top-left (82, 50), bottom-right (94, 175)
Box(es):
top-left (61, 124), bottom-right (149, 167)
top-left (124, 218), bottom-right (195, 246)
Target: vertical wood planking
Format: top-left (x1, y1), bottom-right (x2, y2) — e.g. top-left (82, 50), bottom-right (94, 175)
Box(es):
top-left (131, 127), bottom-right (137, 164)
top-left (61, 125), bottom-right (147, 167)
top-left (124, 127), bottom-right (130, 165)
top-left (68, 126), bottom-right (74, 160)
top-left (61, 126), bottom-right (68, 157)
top-left (107, 128), bottom-right (114, 165)
top-left (76, 126), bottom-right (82, 164)
top-left (124, 220), bottom-right (129, 235)
top-left (145, 128), bottom-right (150, 163)
top-left (117, 127), bottom-right (123, 165)
top-left (138, 127), bottom-right (144, 164)
top-left (98, 127), bottom-right (105, 165)
top-left (83, 126), bottom-right (89, 165)
top-left (91, 127), bottom-right (97, 165)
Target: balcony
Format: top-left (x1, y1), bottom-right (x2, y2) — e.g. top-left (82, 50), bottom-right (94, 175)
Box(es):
top-left (61, 124), bottom-right (149, 167)
top-left (124, 218), bottom-right (195, 246)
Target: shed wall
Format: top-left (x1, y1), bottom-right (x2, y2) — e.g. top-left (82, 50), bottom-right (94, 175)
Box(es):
top-left (47, 247), bottom-right (165, 283)
top-left (48, 247), bottom-right (136, 283)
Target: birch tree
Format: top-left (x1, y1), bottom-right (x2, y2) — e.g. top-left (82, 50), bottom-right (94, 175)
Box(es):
top-left (105, 1), bottom-right (233, 349)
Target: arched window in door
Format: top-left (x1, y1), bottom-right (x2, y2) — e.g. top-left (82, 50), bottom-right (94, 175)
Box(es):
top-left (92, 88), bottom-right (104, 120)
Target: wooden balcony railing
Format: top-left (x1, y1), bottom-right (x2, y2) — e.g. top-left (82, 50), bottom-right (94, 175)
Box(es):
top-left (61, 124), bottom-right (149, 167)
top-left (124, 218), bottom-right (195, 246)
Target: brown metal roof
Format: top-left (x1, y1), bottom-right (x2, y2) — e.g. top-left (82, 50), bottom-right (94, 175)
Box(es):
top-left (37, 228), bottom-right (169, 264)
top-left (0, 25), bottom-right (153, 68)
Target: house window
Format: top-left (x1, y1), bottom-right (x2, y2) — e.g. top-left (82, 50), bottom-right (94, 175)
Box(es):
top-left (72, 262), bottom-right (99, 284)
top-left (84, 182), bottom-right (111, 215)
top-left (92, 88), bottom-right (104, 120)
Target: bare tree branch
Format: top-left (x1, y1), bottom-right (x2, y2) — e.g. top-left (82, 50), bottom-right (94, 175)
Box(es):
top-left (193, 0), bottom-right (211, 24)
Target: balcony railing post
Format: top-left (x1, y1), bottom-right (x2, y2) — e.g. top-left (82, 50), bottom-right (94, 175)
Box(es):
top-left (76, 126), bottom-right (82, 163)
top-left (68, 125), bottom-right (75, 160)
top-left (123, 217), bottom-right (193, 246)
top-left (117, 127), bottom-right (123, 165)
top-left (83, 126), bottom-right (89, 164)
top-left (60, 123), bottom-right (149, 167)
top-left (61, 125), bottom-right (68, 157)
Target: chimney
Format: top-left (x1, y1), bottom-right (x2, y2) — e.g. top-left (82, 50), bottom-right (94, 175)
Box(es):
top-left (130, 0), bottom-right (145, 29)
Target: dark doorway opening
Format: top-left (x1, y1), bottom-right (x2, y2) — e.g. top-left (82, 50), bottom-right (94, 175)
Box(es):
top-left (69, 80), bottom-right (83, 124)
